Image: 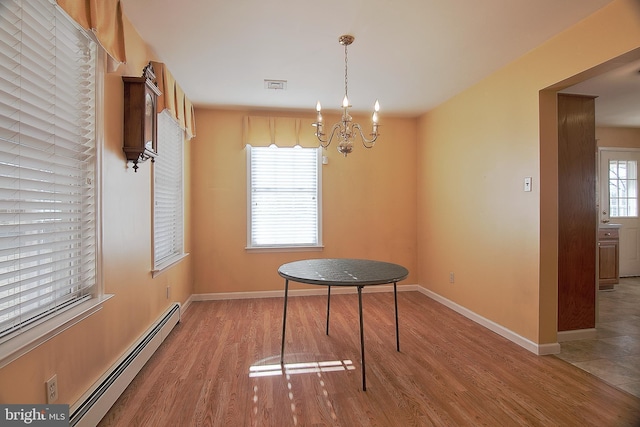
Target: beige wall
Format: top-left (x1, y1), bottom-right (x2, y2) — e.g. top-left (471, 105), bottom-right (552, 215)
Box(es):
top-left (597, 126), bottom-right (640, 148)
top-left (191, 109), bottom-right (418, 294)
top-left (417, 0), bottom-right (640, 345)
top-left (0, 16), bottom-right (193, 405)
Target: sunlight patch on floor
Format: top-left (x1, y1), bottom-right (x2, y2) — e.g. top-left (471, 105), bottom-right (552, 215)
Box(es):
top-left (249, 360), bottom-right (356, 378)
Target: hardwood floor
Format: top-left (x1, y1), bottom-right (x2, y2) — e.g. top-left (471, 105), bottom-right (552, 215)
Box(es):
top-left (99, 291), bottom-right (640, 426)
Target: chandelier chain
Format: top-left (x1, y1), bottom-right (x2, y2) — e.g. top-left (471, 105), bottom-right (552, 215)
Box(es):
top-left (344, 43), bottom-right (348, 100)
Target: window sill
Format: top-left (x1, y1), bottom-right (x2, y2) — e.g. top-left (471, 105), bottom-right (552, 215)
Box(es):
top-left (152, 252), bottom-right (190, 277)
top-left (0, 294), bottom-right (113, 369)
top-left (246, 245), bottom-right (324, 253)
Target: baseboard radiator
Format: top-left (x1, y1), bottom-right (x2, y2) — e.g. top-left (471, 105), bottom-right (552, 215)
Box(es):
top-left (70, 303), bottom-right (181, 427)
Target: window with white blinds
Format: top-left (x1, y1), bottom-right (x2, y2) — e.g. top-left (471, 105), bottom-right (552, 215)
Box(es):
top-left (0, 0), bottom-right (98, 339)
top-left (247, 146), bottom-right (322, 248)
top-left (153, 110), bottom-right (184, 270)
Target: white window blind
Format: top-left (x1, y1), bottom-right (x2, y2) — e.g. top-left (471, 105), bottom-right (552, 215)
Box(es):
top-left (247, 146), bottom-right (321, 248)
top-left (153, 110), bottom-right (184, 269)
top-left (0, 0), bottom-right (98, 339)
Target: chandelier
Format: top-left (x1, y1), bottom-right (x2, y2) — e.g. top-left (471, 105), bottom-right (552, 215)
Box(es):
top-left (312, 35), bottom-right (380, 156)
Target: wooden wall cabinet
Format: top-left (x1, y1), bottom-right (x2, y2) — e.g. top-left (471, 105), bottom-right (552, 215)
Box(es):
top-left (598, 227), bottom-right (619, 290)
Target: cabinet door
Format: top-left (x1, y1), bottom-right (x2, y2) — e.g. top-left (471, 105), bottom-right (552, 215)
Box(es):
top-left (598, 241), bottom-right (619, 288)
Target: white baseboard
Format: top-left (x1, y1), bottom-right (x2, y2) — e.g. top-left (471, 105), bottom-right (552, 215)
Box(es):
top-left (557, 328), bottom-right (597, 342)
top-left (182, 294), bottom-right (195, 313)
top-left (537, 342), bottom-right (562, 355)
top-left (415, 286), bottom-right (560, 355)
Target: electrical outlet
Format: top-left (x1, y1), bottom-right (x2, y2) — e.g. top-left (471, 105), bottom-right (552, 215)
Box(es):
top-left (46, 375), bottom-right (58, 403)
top-left (449, 272), bottom-right (455, 283)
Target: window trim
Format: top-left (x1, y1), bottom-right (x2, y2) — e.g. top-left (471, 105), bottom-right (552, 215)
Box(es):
top-left (246, 145), bottom-right (323, 251)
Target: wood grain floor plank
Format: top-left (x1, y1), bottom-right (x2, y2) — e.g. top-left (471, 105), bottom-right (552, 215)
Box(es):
top-left (98, 292), bottom-right (640, 426)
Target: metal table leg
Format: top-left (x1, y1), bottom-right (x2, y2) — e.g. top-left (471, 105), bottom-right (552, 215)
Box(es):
top-left (280, 279), bottom-right (289, 364)
top-left (394, 282), bottom-right (400, 352)
top-left (326, 285), bottom-right (331, 335)
top-left (357, 285), bottom-right (366, 391)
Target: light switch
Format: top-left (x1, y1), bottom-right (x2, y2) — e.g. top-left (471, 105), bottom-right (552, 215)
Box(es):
top-left (524, 177), bottom-right (532, 192)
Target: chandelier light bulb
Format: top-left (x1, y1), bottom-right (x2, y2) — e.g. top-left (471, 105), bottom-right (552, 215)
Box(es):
top-left (342, 95), bottom-right (349, 108)
top-left (373, 100), bottom-right (380, 123)
top-left (315, 101), bottom-right (323, 123)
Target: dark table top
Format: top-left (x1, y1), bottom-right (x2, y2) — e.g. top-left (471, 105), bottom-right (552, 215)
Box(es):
top-left (278, 258), bottom-right (409, 286)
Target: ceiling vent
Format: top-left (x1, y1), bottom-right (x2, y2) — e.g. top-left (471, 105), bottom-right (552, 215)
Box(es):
top-left (264, 79), bottom-right (287, 90)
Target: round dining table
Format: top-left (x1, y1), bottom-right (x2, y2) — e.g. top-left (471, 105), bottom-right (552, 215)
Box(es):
top-left (278, 258), bottom-right (409, 391)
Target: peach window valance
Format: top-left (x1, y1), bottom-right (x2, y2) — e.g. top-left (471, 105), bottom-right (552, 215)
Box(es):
top-left (55, 2), bottom-right (196, 138)
top-left (57, 0), bottom-right (126, 64)
top-left (151, 61), bottom-right (197, 139)
top-left (243, 116), bottom-right (317, 148)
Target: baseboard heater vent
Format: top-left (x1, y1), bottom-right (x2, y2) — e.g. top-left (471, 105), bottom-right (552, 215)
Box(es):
top-left (70, 303), bottom-right (181, 427)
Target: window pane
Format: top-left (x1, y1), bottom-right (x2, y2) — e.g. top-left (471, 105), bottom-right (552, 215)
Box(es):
top-left (619, 162), bottom-right (627, 179)
top-left (629, 161), bottom-right (637, 179)
top-left (609, 160), bottom-right (638, 218)
top-left (629, 199), bottom-right (638, 217)
top-left (609, 163), bottom-right (617, 179)
top-left (610, 181), bottom-right (618, 198)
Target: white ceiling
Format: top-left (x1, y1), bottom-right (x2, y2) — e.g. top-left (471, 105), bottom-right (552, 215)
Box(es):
top-left (121, 0), bottom-right (636, 124)
top-left (561, 58), bottom-right (640, 127)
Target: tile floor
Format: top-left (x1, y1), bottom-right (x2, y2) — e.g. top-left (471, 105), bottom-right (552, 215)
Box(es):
top-left (556, 277), bottom-right (640, 398)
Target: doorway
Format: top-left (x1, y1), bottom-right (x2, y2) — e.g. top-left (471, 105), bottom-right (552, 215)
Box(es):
top-left (599, 148), bottom-right (640, 277)
top-left (542, 49), bottom-right (640, 346)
